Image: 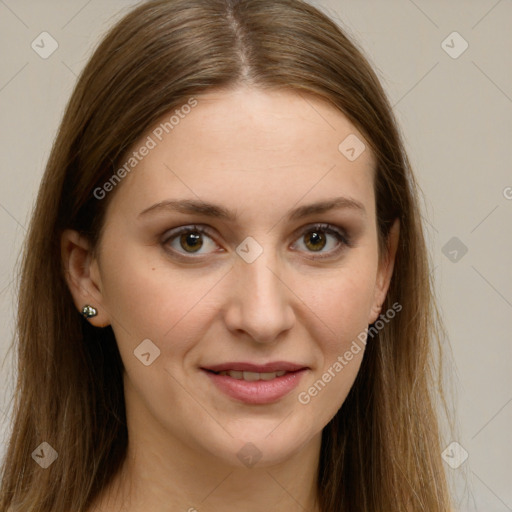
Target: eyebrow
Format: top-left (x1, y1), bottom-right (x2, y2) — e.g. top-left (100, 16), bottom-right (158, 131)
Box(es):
top-left (138, 196), bottom-right (366, 221)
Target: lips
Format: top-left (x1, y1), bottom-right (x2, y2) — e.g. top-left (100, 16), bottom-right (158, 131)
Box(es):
top-left (203, 362), bottom-right (307, 382)
top-left (214, 369), bottom-right (287, 381)
top-left (202, 366), bottom-right (307, 405)
top-left (200, 361), bottom-right (308, 404)
top-left (202, 361), bottom-right (307, 373)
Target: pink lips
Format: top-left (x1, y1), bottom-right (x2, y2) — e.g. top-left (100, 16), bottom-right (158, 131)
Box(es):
top-left (203, 361), bottom-right (306, 373)
top-left (201, 361), bottom-right (308, 405)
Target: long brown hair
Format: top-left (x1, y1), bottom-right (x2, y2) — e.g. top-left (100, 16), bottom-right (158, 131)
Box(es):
top-left (0, 0), bottom-right (454, 510)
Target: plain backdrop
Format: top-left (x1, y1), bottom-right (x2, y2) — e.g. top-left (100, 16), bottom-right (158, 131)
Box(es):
top-left (0, 1), bottom-right (511, 510)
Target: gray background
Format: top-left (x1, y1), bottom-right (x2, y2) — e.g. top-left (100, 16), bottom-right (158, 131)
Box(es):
top-left (0, 1), bottom-right (511, 510)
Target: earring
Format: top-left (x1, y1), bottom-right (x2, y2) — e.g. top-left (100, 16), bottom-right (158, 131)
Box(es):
top-left (81, 305), bottom-right (98, 319)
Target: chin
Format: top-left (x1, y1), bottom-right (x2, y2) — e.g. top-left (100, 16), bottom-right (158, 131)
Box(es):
top-left (199, 421), bottom-right (317, 470)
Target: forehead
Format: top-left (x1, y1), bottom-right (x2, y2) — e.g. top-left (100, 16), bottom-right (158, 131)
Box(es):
top-left (106, 87), bottom-right (376, 220)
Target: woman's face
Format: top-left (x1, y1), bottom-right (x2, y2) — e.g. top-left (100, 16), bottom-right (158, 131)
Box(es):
top-left (66, 86), bottom-right (398, 468)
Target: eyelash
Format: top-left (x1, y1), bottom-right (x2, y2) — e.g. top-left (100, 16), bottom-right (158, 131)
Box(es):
top-left (161, 223), bottom-right (352, 261)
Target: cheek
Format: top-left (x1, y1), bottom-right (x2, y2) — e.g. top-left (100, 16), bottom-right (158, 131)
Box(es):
top-left (295, 270), bottom-right (374, 425)
top-left (98, 254), bottom-right (223, 414)
top-left (99, 243), bottom-right (223, 359)
top-left (98, 248), bottom-right (236, 380)
top-left (304, 262), bottom-right (377, 347)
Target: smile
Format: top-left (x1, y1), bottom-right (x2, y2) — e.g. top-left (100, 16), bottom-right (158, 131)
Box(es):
top-left (202, 368), bottom-right (307, 405)
top-left (211, 369), bottom-right (288, 380)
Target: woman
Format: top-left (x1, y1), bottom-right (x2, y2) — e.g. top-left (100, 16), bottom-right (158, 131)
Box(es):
top-left (0, 0), bottom-right (454, 510)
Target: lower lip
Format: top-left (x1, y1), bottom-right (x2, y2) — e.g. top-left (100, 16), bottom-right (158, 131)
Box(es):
top-left (202, 369), bottom-right (307, 405)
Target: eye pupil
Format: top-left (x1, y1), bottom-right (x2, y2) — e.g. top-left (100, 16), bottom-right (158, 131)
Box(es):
top-left (180, 232), bottom-right (203, 252)
top-left (305, 231), bottom-right (326, 251)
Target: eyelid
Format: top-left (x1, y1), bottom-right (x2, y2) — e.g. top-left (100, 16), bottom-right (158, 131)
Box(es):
top-left (161, 224), bottom-right (221, 256)
top-left (162, 224), bottom-right (217, 242)
top-left (291, 222), bottom-right (350, 244)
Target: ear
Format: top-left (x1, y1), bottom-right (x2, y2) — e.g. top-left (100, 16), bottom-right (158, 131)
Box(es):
top-left (368, 218), bottom-right (400, 324)
top-left (61, 229), bottom-right (111, 327)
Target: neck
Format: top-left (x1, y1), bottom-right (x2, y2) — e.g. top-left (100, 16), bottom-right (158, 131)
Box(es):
top-left (89, 394), bottom-right (323, 512)
top-left (92, 437), bottom-right (322, 512)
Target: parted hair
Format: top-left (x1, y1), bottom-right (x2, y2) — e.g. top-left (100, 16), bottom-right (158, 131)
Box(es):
top-left (0, 1), bottom-right (453, 510)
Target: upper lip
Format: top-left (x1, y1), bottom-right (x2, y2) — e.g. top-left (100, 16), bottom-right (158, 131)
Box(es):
top-left (202, 361), bottom-right (308, 373)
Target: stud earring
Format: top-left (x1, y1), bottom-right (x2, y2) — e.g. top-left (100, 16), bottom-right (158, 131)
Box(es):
top-left (81, 305), bottom-right (98, 319)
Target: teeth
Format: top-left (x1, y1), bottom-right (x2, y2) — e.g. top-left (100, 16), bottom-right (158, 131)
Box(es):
top-left (224, 370), bottom-right (243, 379)
top-left (217, 370), bottom-right (288, 380)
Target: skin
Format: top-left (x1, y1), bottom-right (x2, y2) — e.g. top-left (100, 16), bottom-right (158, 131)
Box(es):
top-left (62, 86), bottom-right (399, 512)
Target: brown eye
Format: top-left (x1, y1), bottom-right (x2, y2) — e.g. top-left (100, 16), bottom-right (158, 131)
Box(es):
top-left (163, 225), bottom-right (219, 257)
top-left (292, 223), bottom-right (350, 259)
top-left (179, 231), bottom-right (203, 253)
top-left (303, 230), bottom-right (327, 252)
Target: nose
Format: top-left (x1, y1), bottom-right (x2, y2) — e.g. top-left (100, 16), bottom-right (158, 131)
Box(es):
top-left (223, 251), bottom-right (296, 344)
